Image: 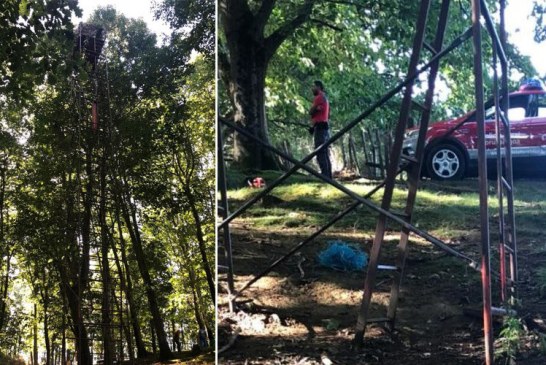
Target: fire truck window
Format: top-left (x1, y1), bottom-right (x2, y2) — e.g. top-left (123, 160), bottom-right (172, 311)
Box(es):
top-left (507, 107), bottom-right (526, 120)
top-left (537, 95), bottom-right (546, 117)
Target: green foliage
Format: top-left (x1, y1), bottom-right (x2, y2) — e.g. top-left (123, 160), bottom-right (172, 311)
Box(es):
top-left (0, 0), bottom-right (81, 100)
top-left (154, 0), bottom-right (215, 59)
top-left (221, 1), bottom-right (539, 164)
top-left (533, 0), bottom-right (546, 42)
top-left (497, 316), bottom-right (524, 361)
top-left (0, 0), bottom-right (214, 359)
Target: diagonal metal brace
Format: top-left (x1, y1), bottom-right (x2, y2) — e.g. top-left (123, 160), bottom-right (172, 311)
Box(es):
top-left (218, 26), bottom-right (473, 231)
top-left (221, 118), bottom-right (480, 271)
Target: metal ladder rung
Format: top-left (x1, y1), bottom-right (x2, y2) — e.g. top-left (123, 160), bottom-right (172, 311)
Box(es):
top-left (501, 176), bottom-right (512, 192)
top-left (491, 306), bottom-right (517, 317)
top-left (377, 264), bottom-right (398, 271)
top-left (422, 41), bottom-right (437, 55)
top-left (503, 243), bottom-right (514, 254)
top-left (499, 111), bottom-right (509, 128)
top-left (401, 154), bottom-right (419, 164)
top-left (411, 100), bottom-right (431, 112)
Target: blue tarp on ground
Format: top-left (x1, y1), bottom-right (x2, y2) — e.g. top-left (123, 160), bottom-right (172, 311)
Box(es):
top-left (318, 240), bottom-right (368, 272)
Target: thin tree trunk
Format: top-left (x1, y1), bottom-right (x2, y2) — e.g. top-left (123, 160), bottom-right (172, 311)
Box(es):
top-left (119, 186), bottom-right (173, 360)
top-left (62, 313), bottom-right (66, 365)
top-left (151, 320), bottom-right (157, 354)
top-left (33, 304), bottom-right (38, 365)
top-left (44, 304), bottom-right (51, 365)
top-left (99, 148), bottom-right (114, 365)
top-left (349, 134), bottom-right (360, 176)
top-left (360, 129), bottom-right (372, 178)
top-left (374, 129), bottom-right (385, 179)
top-left (0, 251), bottom-right (12, 329)
top-left (184, 185), bottom-right (215, 305)
top-left (114, 207), bottom-right (148, 359)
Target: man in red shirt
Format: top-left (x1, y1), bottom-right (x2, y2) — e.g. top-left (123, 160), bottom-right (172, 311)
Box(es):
top-left (309, 80), bottom-right (332, 178)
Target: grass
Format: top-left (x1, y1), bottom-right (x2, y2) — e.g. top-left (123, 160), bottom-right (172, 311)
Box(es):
top-left (226, 170), bottom-right (491, 237)
top-left (225, 171), bottom-right (546, 244)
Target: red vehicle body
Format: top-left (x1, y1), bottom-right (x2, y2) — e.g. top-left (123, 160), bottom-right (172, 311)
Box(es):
top-left (403, 83), bottom-right (546, 180)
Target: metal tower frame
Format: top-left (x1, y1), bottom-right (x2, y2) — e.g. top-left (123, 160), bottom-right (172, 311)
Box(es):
top-left (218, 1), bottom-right (517, 363)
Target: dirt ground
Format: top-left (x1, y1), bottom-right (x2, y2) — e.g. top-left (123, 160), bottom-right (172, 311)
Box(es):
top-left (120, 349), bottom-right (215, 364)
top-left (218, 207), bottom-right (546, 364)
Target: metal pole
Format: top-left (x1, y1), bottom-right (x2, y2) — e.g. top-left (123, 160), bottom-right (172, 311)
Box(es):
top-left (217, 122), bottom-right (236, 312)
top-left (471, 0), bottom-right (494, 363)
top-left (499, 0), bottom-right (518, 304)
top-left (387, 0), bottom-right (451, 329)
top-left (354, 0), bottom-right (431, 346)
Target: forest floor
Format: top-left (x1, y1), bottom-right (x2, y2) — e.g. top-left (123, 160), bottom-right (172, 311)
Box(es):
top-left (124, 349), bottom-right (215, 364)
top-left (218, 171), bottom-right (546, 364)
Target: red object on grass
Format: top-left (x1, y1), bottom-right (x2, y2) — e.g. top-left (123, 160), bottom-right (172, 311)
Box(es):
top-left (248, 177), bottom-right (266, 188)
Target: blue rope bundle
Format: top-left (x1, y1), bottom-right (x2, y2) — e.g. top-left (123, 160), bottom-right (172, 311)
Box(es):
top-left (318, 241), bottom-right (368, 272)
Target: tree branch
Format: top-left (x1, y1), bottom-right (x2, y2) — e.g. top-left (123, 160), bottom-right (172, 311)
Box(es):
top-left (321, 0), bottom-right (371, 10)
top-left (264, 0), bottom-right (315, 59)
top-left (253, 0), bottom-right (277, 35)
top-left (310, 18), bottom-right (344, 31)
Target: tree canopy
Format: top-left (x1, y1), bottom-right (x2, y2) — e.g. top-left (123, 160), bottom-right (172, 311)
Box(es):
top-left (0, 0), bottom-right (214, 363)
top-left (219, 0), bottom-right (539, 170)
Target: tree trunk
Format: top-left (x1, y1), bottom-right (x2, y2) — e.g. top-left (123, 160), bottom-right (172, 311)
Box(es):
top-left (33, 305), bottom-right (38, 365)
top-left (113, 207), bottom-right (148, 358)
top-left (56, 164), bottom-right (93, 365)
top-left (44, 303), bottom-right (51, 365)
top-left (221, 0), bottom-right (316, 170)
top-left (99, 147), bottom-right (114, 365)
top-left (225, 32), bottom-right (277, 170)
top-left (62, 314), bottom-right (66, 365)
top-left (119, 187), bottom-right (173, 361)
top-left (151, 320), bottom-right (157, 354)
top-left (184, 185), bottom-right (215, 305)
top-left (0, 251), bottom-right (11, 329)
top-left (111, 218), bottom-right (137, 362)
top-left (60, 272), bottom-right (93, 365)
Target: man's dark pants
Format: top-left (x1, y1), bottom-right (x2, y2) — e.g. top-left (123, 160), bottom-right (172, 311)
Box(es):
top-left (313, 124), bottom-right (332, 179)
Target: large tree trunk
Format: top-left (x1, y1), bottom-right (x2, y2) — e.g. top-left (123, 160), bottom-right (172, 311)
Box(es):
top-left (228, 50), bottom-right (277, 170)
top-left (111, 213), bottom-right (142, 361)
top-left (59, 268), bottom-right (93, 365)
top-left (220, 0), bottom-right (315, 170)
top-left (44, 309), bottom-right (51, 365)
top-left (118, 186), bottom-right (173, 361)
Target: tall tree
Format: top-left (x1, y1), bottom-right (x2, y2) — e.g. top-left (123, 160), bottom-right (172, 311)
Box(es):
top-left (219, 0), bottom-right (318, 169)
